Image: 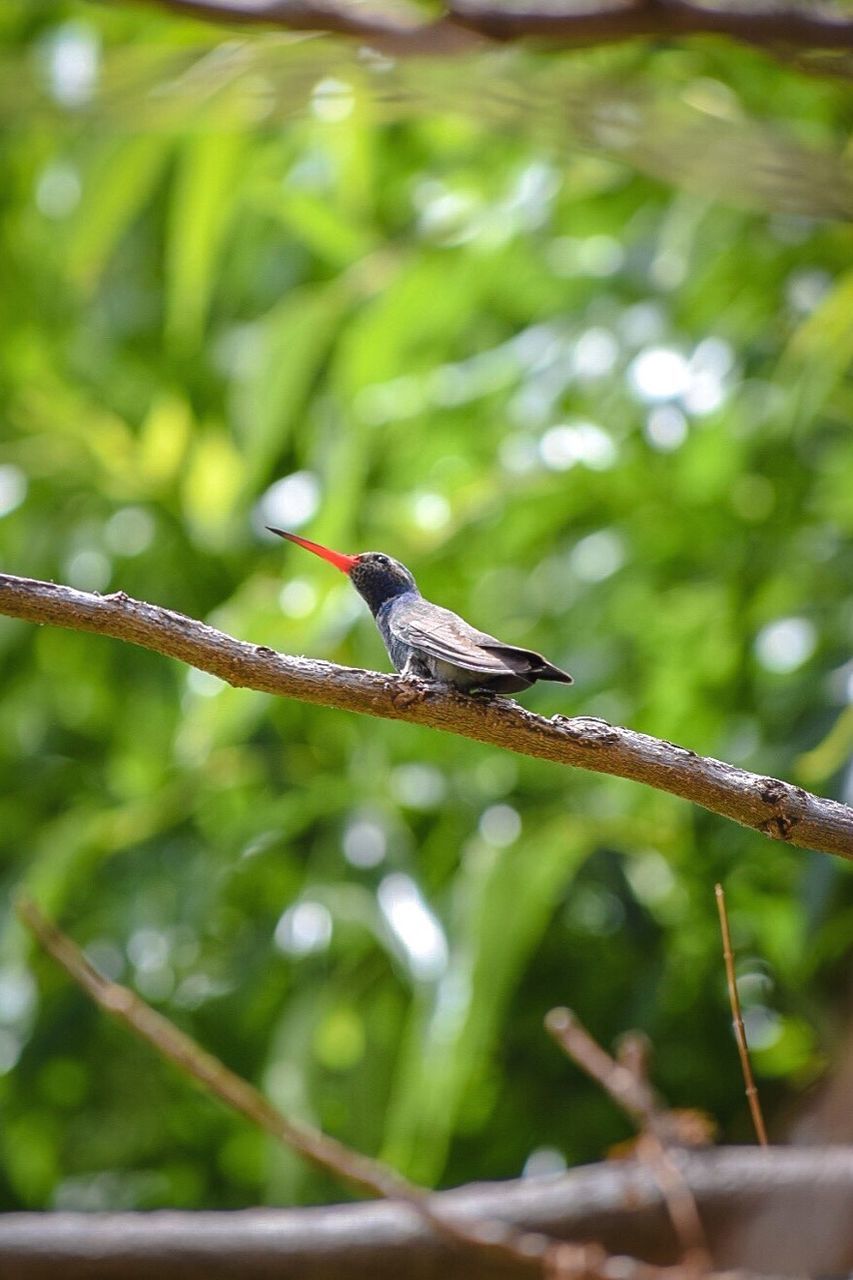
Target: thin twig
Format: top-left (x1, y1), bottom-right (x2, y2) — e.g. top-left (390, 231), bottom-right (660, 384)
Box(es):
top-left (714, 884), bottom-right (769, 1147)
top-left (546, 1009), bottom-right (660, 1129)
top-left (545, 1009), bottom-right (710, 1269)
top-left (1, 573), bottom-right (851, 859)
top-left (614, 1032), bottom-right (715, 1150)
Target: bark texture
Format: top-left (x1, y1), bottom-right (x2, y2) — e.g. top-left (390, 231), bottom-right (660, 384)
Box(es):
top-left (1, 573), bottom-right (851, 859)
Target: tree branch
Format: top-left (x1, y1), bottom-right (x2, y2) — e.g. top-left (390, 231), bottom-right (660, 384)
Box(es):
top-left (1, 572), bottom-right (851, 859)
top-left (546, 1007), bottom-right (710, 1268)
top-left (127, 0), bottom-right (485, 54)
top-left (2, 1148), bottom-right (853, 1278)
top-left (126, 0), bottom-right (853, 60)
top-left (17, 898), bottom-right (548, 1274)
top-left (448, 0), bottom-right (853, 52)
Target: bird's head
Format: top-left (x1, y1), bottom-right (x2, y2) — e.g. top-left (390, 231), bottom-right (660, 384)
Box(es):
top-left (268, 530), bottom-right (417, 613)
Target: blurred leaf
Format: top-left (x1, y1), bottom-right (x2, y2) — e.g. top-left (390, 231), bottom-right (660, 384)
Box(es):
top-left (797, 706), bottom-right (853, 784)
top-left (237, 283), bottom-right (349, 488)
top-left (182, 428), bottom-right (246, 537)
top-left (0, 1115), bottom-right (59, 1205)
top-left (138, 393), bottom-right (194, 490)
top-left (382, 823), bottom-right (590, 1183)
top-left (166, 128), bottom-right (246, 348)
top-left (68, 135), bottom-right (170, 286)
top-left (259, 186), bottom-right (376, 269)
top-left (781, 269), bottom-right (853, 424)
top-left (752, 1015), bottom-right (819, 1079)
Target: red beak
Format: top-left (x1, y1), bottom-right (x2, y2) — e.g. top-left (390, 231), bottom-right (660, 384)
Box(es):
top-left (268, 528), bottom-right (360, 574)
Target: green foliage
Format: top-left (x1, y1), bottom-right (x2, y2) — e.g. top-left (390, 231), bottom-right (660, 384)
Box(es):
top-left (1, 0), bottom-right (852, 1212)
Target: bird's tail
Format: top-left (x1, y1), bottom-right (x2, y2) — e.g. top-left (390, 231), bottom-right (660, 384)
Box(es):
top-left (536, 660), bottom-right (574, 685)
top-left (482, 643), bottom-right (573, 686)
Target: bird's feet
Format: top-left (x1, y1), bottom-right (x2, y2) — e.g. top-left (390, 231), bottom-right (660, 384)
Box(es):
top-left (467, 686), bottom-right (500, 701)
top-left (392, 667), bottom-right (435, 709)
top-left (400, 655), bottom-right (432, 681)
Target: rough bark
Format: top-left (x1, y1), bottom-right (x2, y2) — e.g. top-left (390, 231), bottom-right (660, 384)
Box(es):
top-left (1, 572), bottom-right (851, 859)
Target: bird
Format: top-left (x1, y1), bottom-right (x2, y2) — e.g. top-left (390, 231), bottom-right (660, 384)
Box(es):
top-left (268, 529), bottom-right (573, 696)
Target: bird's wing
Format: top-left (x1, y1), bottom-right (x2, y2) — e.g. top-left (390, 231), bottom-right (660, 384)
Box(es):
top-left (388, 600), bottom-right (517, 675)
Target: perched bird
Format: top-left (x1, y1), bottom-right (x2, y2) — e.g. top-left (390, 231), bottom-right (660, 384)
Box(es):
top-left (269, 529), bottom-right (573, 696)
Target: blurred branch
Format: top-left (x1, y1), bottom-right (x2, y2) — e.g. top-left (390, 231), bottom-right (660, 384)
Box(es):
top-left (546, 1009), bottom-right (710, 1268)
top-left (16, 898), bottom-right (422, 1200)
top-left (15, 900), bottom-right (853, 1280)
top-left (547, 1010), bottom-right (664, 1132)
top-left (1, 572), bottom-right (852, 859)
top-left (129, 0), bottom-right (484, 53)
top-left (3, 1148), bottom-right (853, 1277)
top-left (128, 0), bottom-right (853, 62)
top-left (715, 884), bottom-right (769, 1147)
top-left (447, 1), bottom-right (853, 51)
top-left (16, 898), bottom-right (545, 1272)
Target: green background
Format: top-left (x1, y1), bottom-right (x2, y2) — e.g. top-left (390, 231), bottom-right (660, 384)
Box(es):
top-left (1, 0), bottom-right (852, 1212)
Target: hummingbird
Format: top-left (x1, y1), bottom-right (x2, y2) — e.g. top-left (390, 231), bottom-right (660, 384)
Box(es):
top-left (269, 529), bottom-right (573, 696)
